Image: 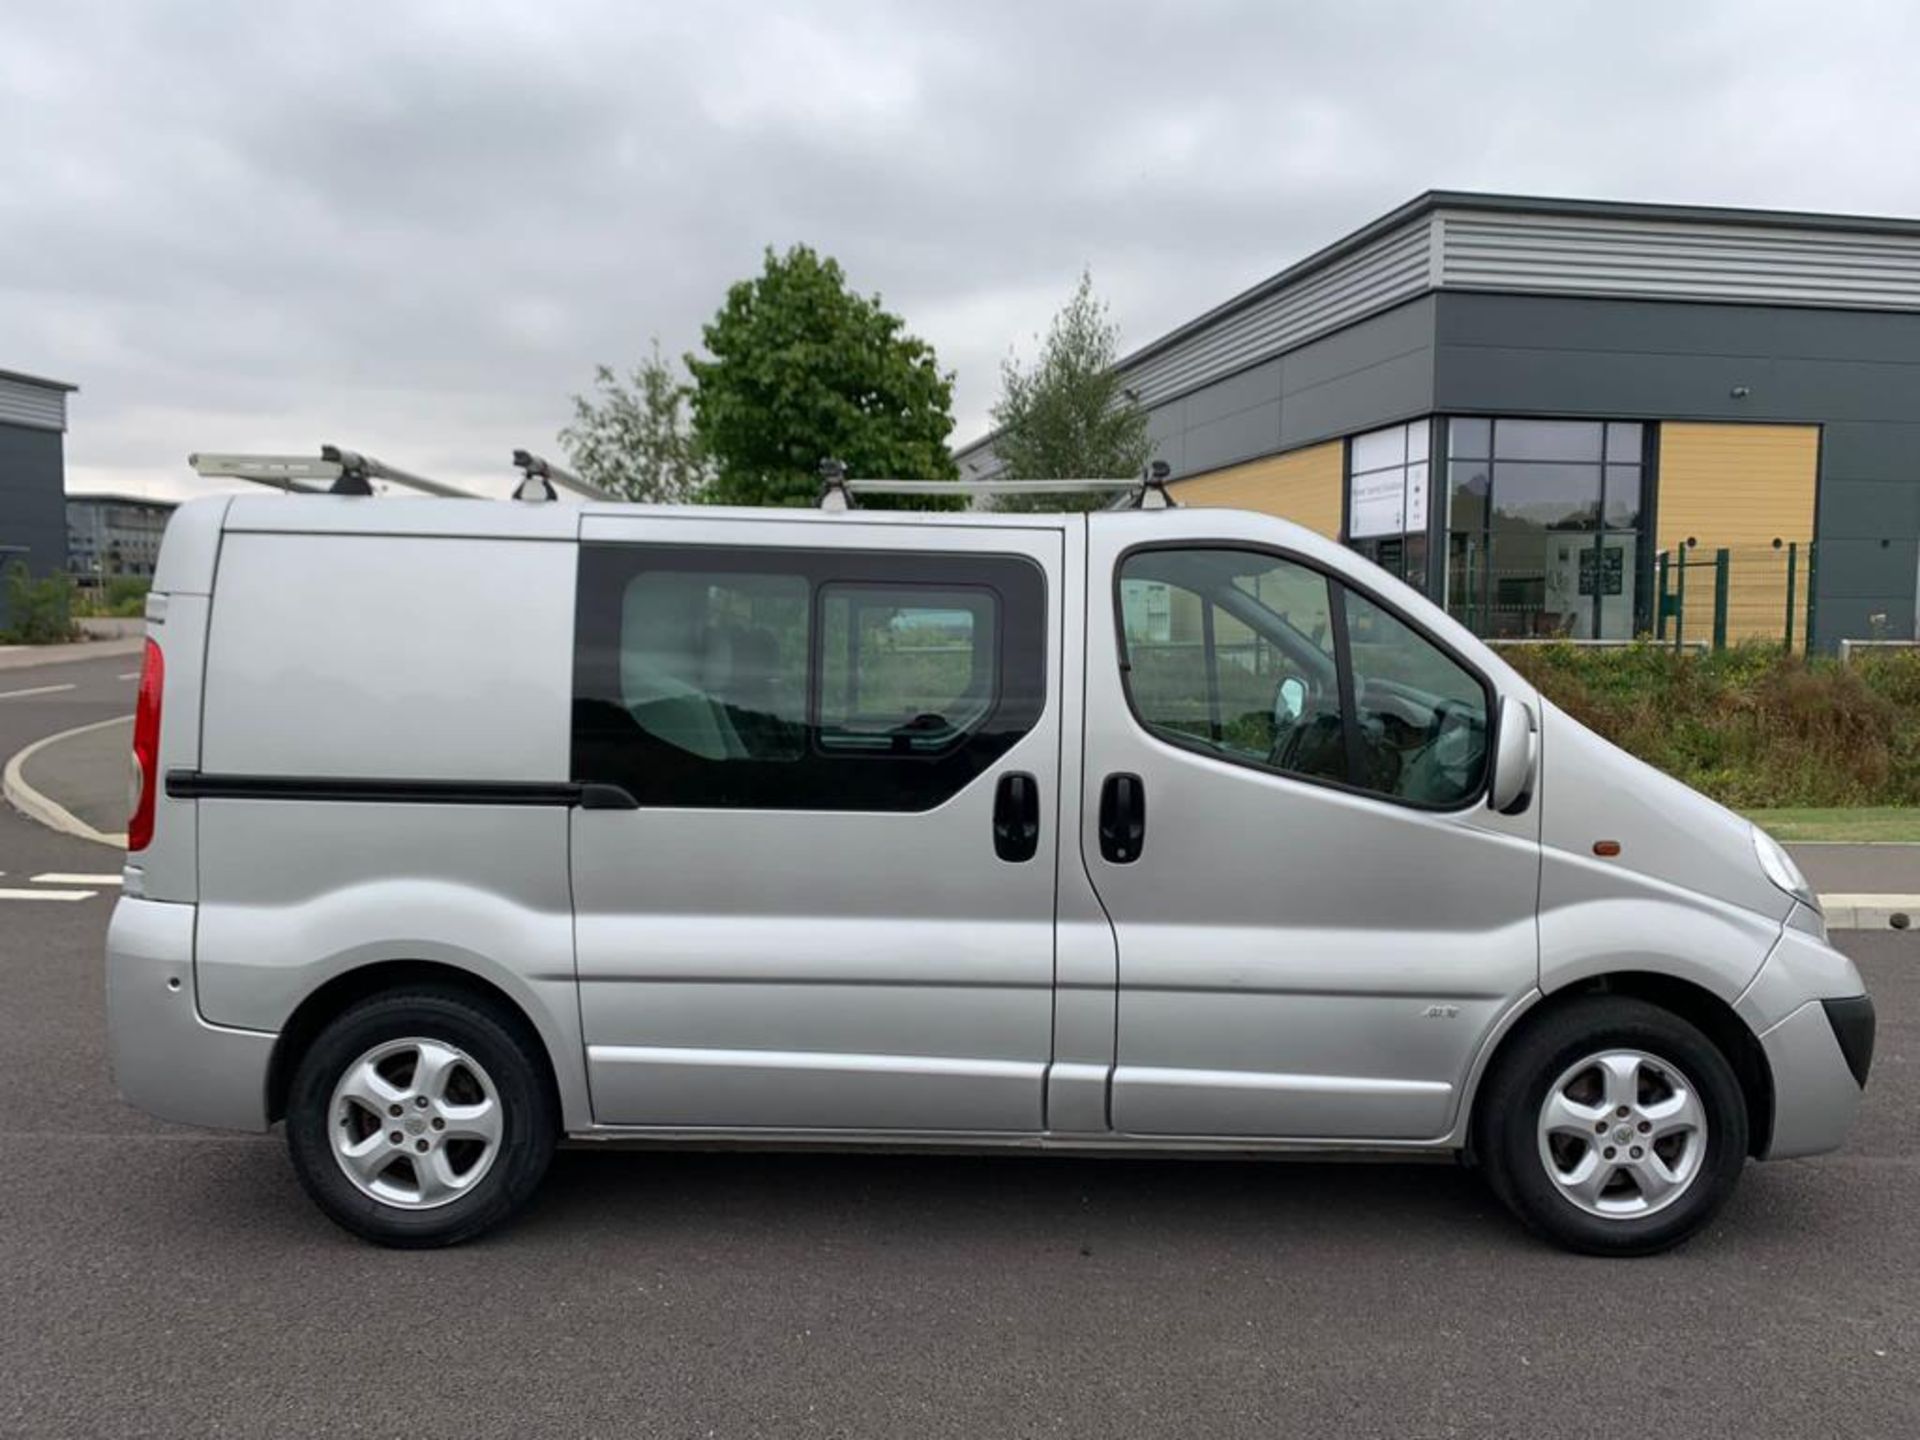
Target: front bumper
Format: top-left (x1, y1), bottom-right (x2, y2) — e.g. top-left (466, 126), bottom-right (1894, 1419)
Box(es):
top-left (1757, 998), bottom-right (1869, 1159)
top-left (1737, 918), bottom-right (1872, 1160)
top-left (106, 897), bottom-right (274, 1132)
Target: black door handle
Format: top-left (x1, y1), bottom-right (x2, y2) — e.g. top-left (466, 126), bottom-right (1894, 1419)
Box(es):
top-left (993, 772), bottom-right (1040, 862)
top-left (1099, 772), bottom-right (1145, 864)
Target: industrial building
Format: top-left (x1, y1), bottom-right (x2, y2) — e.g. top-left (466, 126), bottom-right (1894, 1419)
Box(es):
top-left (67, 493), bottom-right (176, 582)
top-left (958, 192), bottom-right (1920, 650)
top-left (0, 366), bottom-right (77, 631)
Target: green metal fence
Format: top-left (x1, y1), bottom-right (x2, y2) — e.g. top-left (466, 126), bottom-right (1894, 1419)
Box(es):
top-left (1654, 542), bottom-right (1816, 652)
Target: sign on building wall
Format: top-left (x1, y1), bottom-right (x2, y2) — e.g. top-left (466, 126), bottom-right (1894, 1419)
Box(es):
top-left (1348, 461), bottom-right (1428, 539)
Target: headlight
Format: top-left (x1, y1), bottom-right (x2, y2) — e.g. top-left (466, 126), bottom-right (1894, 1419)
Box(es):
top-left (1753, 825), bottom-right (1818, 910)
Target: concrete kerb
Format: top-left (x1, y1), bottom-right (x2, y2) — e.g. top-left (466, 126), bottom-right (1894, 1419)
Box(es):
top-left (3, 715), bottom-right (131, 849)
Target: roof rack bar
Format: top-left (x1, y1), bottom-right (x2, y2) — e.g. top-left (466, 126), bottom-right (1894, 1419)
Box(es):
top-left (511, 449), bottom-right (615, 503)
top-left (818, 459), bottom-right (1174, 511)
top-left (320, 445), bottom-right (477, 498)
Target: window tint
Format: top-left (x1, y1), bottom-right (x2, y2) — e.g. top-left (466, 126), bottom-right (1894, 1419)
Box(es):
top-left (1119, 550), bottom-right (1346, 786)
top-left (620, 570), bottom-right (808, 761)
top-left (574, 545), bottom-right (1045, 810)
top-left (1117, 547), bottom-right (1491, 810)
top-left (1344, 590), bottom-right (1490, 807)
top-left (819, 586), bottom-right (996, 753)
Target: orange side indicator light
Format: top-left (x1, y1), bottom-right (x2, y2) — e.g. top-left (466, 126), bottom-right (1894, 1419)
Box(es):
top-left (1593, 840), bottom-right (1622, 858)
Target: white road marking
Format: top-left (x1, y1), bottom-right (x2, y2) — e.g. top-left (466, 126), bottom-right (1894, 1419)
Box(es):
top-left (0, 683), bottom-right (77, 700)
top-left (32, 872), bottom-right (123, 886)
top-left (117, 671), bottom-right (141, 681)
top-left (1, 713), bottom-right (133, 848)
top-left (0, 887), bottom-right (98, 902)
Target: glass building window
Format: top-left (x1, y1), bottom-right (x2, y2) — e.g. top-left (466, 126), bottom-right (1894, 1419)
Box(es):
top-left (1444, 418), bottom-right (1647, 641)
top-left (1346, 421), bottom-right (1431, 593)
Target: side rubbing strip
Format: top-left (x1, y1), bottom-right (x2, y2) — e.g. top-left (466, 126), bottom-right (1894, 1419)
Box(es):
top-left (164, 771), bottom-right (636, 808)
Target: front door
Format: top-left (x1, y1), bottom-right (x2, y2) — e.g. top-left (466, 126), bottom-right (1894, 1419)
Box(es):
top-left (1081, 511), bottom-right (1540, 1141)
top-left (569, 513), bottom-right (1063, 1132)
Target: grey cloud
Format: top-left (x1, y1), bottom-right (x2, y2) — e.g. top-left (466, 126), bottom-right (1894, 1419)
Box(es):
top-left (3, 0), bottom-right (1918, 499)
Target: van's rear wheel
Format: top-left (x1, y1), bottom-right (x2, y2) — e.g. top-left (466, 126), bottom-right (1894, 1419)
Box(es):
top-left (1476, 996), bottom-right (1748, 1256)
top-left (285, 989), bottom-right (557, 1247)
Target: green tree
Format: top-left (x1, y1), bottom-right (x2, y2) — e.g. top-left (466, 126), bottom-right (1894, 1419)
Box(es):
top-left (559, 341), bottom-right (711, 503)
top-left (687, 245), bottom-right (958, 507)
top-left (989, 268), bottom-right (1153, 510)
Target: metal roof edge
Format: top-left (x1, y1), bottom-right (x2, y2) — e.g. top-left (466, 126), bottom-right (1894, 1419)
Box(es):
top-left (1108, 190), bottom-right (1920, 382)
top-left (0, 366), bottom-right (79, 393)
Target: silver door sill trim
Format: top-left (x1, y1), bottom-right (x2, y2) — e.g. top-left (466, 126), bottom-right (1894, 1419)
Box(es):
top-left (1116, 1066), bottom-right (1452, 1096)
top-left (586, 1044), bottom-right (1042, 1081)
top-left (564, 1125), bottom-right (1460, 1156)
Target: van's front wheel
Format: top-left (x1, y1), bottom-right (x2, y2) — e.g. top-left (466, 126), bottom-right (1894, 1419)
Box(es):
top-left (285, 989), bottom-right (557, 1247)
top-left (1477, 996), bottom-right (1748, 1256)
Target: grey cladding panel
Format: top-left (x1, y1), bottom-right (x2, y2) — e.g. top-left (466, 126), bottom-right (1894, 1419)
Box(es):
top-left (1122, 218), bottom-right (1434, 405)
top-left (0, 376), bottom-right (68, 432)
top-left (1767, 357), bottom-right (1920, 424)
top-left (1435, 344), bottom-right (1789, 420)
top-left (1279, 348), bottom-right (1433, 450)
top-left (1820, 594), bottom-right (1915, 642)
top-left (1820, 479), bottom-right (1919, 537)
top-left (1180, 402), bottom-right (1282, 475)
top-left (1282, 296), bottom-right (1436, 395)
top-left (1813, 537), bottom-right (1920, 600)
top-left (1820, 422), bottom-right (1920, 483)
top-left (1440, 294), bottom-right (1920, 364)
top-left (1437, 210), bottom-right (1920, 313)
top-left (1182, 359), bottom-right (1283, 429)
top-left (1137, 296), bottom-right (1436, 477)
top-left (0, 425), bottom-right (67, 565)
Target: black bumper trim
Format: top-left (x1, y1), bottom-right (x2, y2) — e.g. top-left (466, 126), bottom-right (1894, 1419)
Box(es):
top-left (1820, 996), bottom-right (1876, 1089)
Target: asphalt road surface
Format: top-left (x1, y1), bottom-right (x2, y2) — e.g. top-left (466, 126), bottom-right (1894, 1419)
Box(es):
top-left (0, 655), bottom-right (1915, 1438)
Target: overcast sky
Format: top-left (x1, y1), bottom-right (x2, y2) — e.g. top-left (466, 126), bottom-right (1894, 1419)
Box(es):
top-left (6, 0), bottom-right (1920, 500)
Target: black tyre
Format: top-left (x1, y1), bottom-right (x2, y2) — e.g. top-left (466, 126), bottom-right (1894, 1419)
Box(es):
top-left (285, 987), bottom-right (558, 1247)
top-left (1475, 996), bottom-right (1748, 1256)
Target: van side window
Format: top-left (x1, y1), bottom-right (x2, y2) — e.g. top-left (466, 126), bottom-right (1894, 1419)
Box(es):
top-left (819, 586), bottom-right (998, 754)
top-left (573, 545), bottom-right (1046, 810)
top-left (1342, 589), bottom-right (1489, 807)
top-left (1119, 551), bottom-right (1346, 785)
top-left (620, 570), bottom-right (810, 761)
top-left (1116, 548), bottom-right (1490, 810)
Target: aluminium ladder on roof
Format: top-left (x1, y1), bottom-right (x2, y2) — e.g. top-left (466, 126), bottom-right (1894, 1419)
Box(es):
top-left (188, 446), bottom-right (613, 503)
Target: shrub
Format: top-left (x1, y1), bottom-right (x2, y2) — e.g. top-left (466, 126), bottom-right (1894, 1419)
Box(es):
top-left (0, 561), bottom-right (80, 645)
top-left (104, 575), bottom-right (151, 617)
top-left (1500, 640), bottom-right (1920, 809)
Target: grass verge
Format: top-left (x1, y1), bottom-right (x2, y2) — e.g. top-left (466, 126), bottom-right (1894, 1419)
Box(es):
top-left (1500, 641), bottom-right (1920, 810)
top-left (1740, 807), bottom-right (1920, 843)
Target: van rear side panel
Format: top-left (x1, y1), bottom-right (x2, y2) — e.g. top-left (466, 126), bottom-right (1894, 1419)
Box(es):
top-left (181, 525), bottom-right (591, 1126)
top-left (135, 495), bottom-right (231, 904)
top-left (199, 532), bottom-right (573, 780)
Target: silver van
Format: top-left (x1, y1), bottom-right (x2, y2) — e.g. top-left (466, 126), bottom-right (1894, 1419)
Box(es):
top-left (107, 466), bottom-right (1874, 1253)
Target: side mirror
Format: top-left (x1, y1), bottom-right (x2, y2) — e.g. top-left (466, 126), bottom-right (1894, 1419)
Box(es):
top-left (1489, 696), bottom-right (1537, 815)
top-left (1274, 675), bottom-right (1306, 725)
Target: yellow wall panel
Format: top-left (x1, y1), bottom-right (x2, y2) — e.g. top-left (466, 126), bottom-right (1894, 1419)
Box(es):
top-left (1656, 423), bottom-right (1818, 644)
top-left (1171, 441), bottom-right (1345, 539)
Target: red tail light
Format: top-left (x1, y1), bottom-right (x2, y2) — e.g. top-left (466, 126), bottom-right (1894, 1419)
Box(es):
top-left (128, 637), bottom-right (164, 852)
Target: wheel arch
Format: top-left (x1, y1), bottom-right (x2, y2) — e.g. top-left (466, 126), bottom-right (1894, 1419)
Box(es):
top-left (266, 959), bottom-right (566, 1127)
top-left (1465, 971), bottom-right (1774, 1160)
